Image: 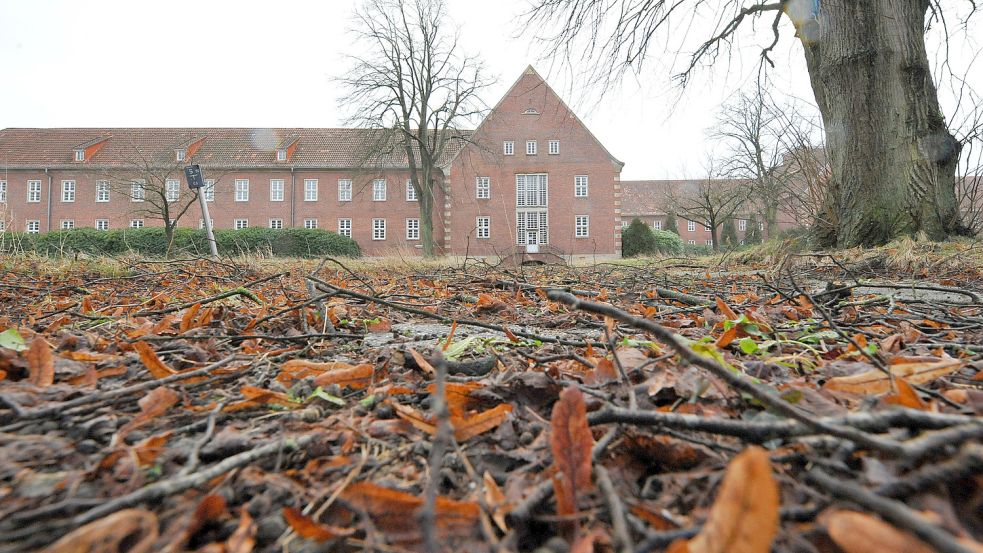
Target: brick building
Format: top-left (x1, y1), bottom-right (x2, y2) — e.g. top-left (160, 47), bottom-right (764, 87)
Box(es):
top-left (0, 67), bottom-right (624, 260)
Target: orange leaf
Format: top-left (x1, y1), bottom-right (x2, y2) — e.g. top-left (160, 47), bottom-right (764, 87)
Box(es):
top-left (81, 296), bottom-right (95, 313)
top-left (587, 357), bottom-right (619, 384)
top-left (451, 403), bottom-right (513, 441)
top-left (340, 482), bottom-right (479, 543)
top-left (115, 387), bottom-right (179, 444)
top-left (714, 326), bottom-right (740, 349)
top-left (883, 378), bottom-right (927, 410)
top-left (42, 509), bottom-right (158, 553)
top-left (825, 357), bottom-right (964, 395)
top-left (391, 401), bottom-right (437, 434)
top-left (475, 293), bottom-right (508, 312)
top-left (179, 303), bottom-right (202, 333)
top-left (223, 385), bottom-right (298, 412)
top-left (366, 317), bottom-right (391, 332)
top-left (133, 431), bottom-right (173, 466)
top-left (225, 510), bottom-right (257, 553)
top-left (504, 326), bottom-right (520, 343)
top-left (26, 338), bottom-right (54, 387)
top-left (550, 387), bottom-right (595, 518)
top-left (715, 297), bottom-right (738, 320)
top-left (443, 320), bottom-right (458, 351)
top-left (312, 363), bottom-right (374, 389)
top-left (283, 506), bottom-right (354, 542)
top-left (407, 348), bottom-right (435, 375)
top-left (824, 510), bottom-right (934, 553)
top-left (133, 341), bottom-right (177, 379)
top-left (681, 446), bottom-right (779, 553)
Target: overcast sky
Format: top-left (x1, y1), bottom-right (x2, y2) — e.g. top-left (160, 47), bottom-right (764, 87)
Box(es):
top-left (1, 1), bottom-right (979, 179)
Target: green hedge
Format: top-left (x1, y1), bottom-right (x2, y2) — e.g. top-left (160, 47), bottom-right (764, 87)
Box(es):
top-left (652, 229), bottom-right (684, 255)
top-left (622, 219), bottom-right (685, 257)
top-left (1, 227), bottom-right (361, 258)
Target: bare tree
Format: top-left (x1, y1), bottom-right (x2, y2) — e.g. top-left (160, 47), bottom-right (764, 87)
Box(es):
top-left (339, 0), bottom-right (492, 257)
top-left (522, 0), bottom-right (978, 247)
top-left (667, 161), bottom-right (747, 252)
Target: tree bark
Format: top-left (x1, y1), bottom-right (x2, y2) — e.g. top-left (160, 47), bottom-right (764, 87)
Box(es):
top-left (802, 0), bottom-right (962, 247)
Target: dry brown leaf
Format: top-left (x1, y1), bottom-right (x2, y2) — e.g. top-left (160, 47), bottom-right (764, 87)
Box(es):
top-left (824, 510), bottom-right (934, 553)
top-left (223, 385), bottom-right (298, 412)
top-left (550, 386), bottom-right (595, 518)
top-left (283, 506), bottom-right (354, 542)
top-left (391, 401), bottom-right (437, 434)
top-left (715, 296), bottom-right (739, 320)
top-left (225, 509), bottom-right (257, 553)
top-left (133, 431), bottom-right (173, 466)
top-left (340, 482), bottom-right (480, 543)
top-left (483, 471), bottom-right (510, 532)
top-left (26, 337), bottom-right (54, 387)
top-left (475, 293), bottom-right (508, 312)
top-left (132, 341), bottom-right (177, 379)
top-left (42, 508), bottom-right (158, 553)
top-left (678, 445), bottom-right (779, 553)
top-left (825, 357), bottom-right (964, 395)
top-left (312, 363), bottom-right (374, 389)
top-left (883, 378), bottom-right (928, 410)
top-left (407, 348), bottom-right (435, 375)
top-left (179, 303), bottom-right (202, 333)
top-left (452, 403), bottom-right (513, 441)
top-left (114, 387), bottom-right (179, 445)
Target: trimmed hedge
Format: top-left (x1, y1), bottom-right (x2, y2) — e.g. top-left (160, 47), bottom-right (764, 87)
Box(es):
top-left (652, 229), bottom-right (684, 254)
top-left (1, 227), bottom-right (361, 258)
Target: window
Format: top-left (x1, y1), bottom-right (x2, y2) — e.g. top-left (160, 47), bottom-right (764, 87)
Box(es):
top-left (516, 210), bottom-right (548, 245)
top-left (406, 218), bottom-right (420, 240)
top-left (74, 150), bottom-right (84, 162)
top-left (130, 219), bottom-right (144, 228)
top-left (738, 219), bottom-right (747, 231)
top-left (476, 177), bottom-right (490, 199)
top-left (406, 180), bottom-right (418, 201)
top-left (203, 180), bottom-right (215, 202)
top-left (516, 173), bottom-right (548, 207)
top-left (338, 179), bottom-right (352, 201)
top-left (95, 219), bottom-right (110, 231)
top-left (372, 218), bottom-right (386, 240)
top-left (706, 239), bottom-right (714, 246)
top-left (621, 220), bottom-right (629, 228)
top-left (687, 221), bottom-right (696, 232)
top-left (476, 216), bottom-right (490, 239)
top-left (372, 179), bottom-right (387, 201)
top-left (269, 218), bottom-right (283, 229)
top-left (704, 222), bottom-right (712, 231)
top-left (575, 215), bottom-right (589, 238)
top-left (688, 240), bottom-right (696, 245)
top-left (654, 220), bottom-right (662, 230)
top-left (574, 175), bottom-right (588, 198)
top-left (235, 179), bottom-right (249, 201)
top-left (26, 220), bottom-right (40, 233)
top-left (276, 149), bottom-right (287, 161)
top-left (269, 179), bottom-right (285, 202)
top-left (338, 218), bottom-right (352, 237)
top-left (61, 180), bottom-right (76, 202)
top-left (304, 179), bottom-right (318, 201)
top-left (131, 180), bottom-right (145, 202)
top-left (526, 140), bottom-right (537, 155)
top-left (0, 180), bottom-right (6, 203)
top-left (759, 221), bottom-right (765, 231)
top-left (304, 218), bottom-right (318, 229)
top-left (234, 219), bottom-right (249, 230)
top-left (176, 150), bottom-right (185, 162)
top-left (549, 140), bottom-right (559, 155)
top-left (503, 141), bottom-right (514, 155)
top-left (96, 180), bottom-right (110, 202)
top-left (198, 219), bottom-right (214, 229)
top-left (27, 180), bottom-right (41, 203)
top-left (61, 220), bottom-right (75, 230)
top-left (166, 179), bottom-right (180, 202)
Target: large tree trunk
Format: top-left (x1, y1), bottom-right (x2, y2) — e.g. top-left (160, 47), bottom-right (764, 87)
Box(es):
top-left (802, 0), bottom-right (962, 247)
top-left (420, 181), bottom-right (435, 257)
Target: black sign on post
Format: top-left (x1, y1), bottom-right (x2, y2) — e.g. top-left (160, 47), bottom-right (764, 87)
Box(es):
top-left (184, 164), bottom-right (205, 189)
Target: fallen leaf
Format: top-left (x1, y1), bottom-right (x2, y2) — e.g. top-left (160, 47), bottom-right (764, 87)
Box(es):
top-left (340, 482), bottom-right (480, 543)
top-left (133, 431), bottom-right (173, 466)
top-left (42, 508), bottom-right (158, 553)
top-left (312, 363), bottom-right (374, 389)
top-left (550, 387), bottom-right (595, 518)
top-left (179, 303), bottom-right (202, 332)
top-left (883, 378), bottom-right (927, 410)
top-left (716, 297), bottom-right (738, 320)
top-left (26, 337), bottom-right (54, 386)
top-left (132, 341), bottom-right (177, 379)
top-left (115, 387), bottom-right (179, 445)
top-left (825, 357), bottom-right (964, 395)
top-left (225, 509), bottom-right (257, 553)
top-left (452, 403), bottom-right (513, 441)
top-left (475, 293), bottom-right (508, 312)
top-left (824, 510), bottom-right (935, 553)
top-left (283, 506), bottom-right (354, 542)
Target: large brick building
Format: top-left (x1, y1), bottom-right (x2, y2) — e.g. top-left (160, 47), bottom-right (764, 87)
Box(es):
top-left (0, 67), bottom-right (624, 260)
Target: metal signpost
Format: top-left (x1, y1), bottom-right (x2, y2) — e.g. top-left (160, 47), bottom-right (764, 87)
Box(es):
top-left (184, 164), bottom-right (219, 258)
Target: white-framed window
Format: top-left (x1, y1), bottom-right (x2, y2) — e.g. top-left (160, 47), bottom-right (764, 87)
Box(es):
top-left (687, 221), bottom-right (696, 232)
top-left (516, 173), bottom-right (548, 207)
top-left (203, 180), bottom-right (215, 202)
top-left (27, 180), bottom-right (41, 203)
top-left (476, 177), bottom-right (490, 199)
top-left (575, 215), bottom-right (589, 237)
top-left (276, 149), bottom-right (287, 162)
top-left (26, 220), bottom-right (40, 233)
top-left (654, 220), bottom-right (662, 230)
top-left (688, 240), bottom-right (696, 245)
top-left (406, 180), bottom-right (418, 201)
top-left (130, 219), bottom-right (144, 228)
top-left (0, 180), bottom-right (6, 203)
top-left (61, 219), bottom-right (75, 230)
top-left (131, 180), bottom-right (145, 202)
top-left (338, 179), bottom-right (352, 201)
top-left (526, 140), bottom-right (537, 155)
top-left (548, 140), bottom-right (559, 155)
top-left (516, 210), bottom-right (548, 245)
top-left (372, 179), bottom-right (387, 201)
top-left (759, 221), bottom-right (765, 231)
top-left (166, 179), bottom-right (180, 202)
top-left (738, 219), bottom-right (747, 231)
top-left (476, 216), bottom-right (490, 239)
top-left (574, 175), bottom-right (588, 198)
top-left (406, 218), bottom-right (420, 240)
top-left (61, 180), bottom-right (76, 202)
top-left (621, 220), bottom-right (629, 228)
top-left (372, 218), bottom-right (386, 240)
top-left (96, 180), bottom-right (110, 202)
top-left (704, 222), bottom-right (712, 231)
top-left (269, 218), bottom-right (283, 229)
top-left (234, 218), bottom-right (249, 230)
top-left (706, 239), bottom-right (713, 246)
top-left (176, 150), bottom-right (185, 162)
top-left (304, 218), bottom-right (318, 229)
top-left (235, 179), bottom-right (249, 202)
top-left (338, 218), bottom-right (352, 237)
top-left (198, 218), bottom-right (214, 229)
top-left (503, 141), bottom-right (514, 155)
top-left (95, 219), bottom-right (109, 231)
top-left (74, 150), bottom-right (85, 162)
top-left (304, 179), bottom-right (318, 201)
top-left (270, 179), bottom-right (285, 202)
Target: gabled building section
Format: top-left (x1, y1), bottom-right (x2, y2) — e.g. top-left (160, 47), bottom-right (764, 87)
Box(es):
top-left (174, 136), bottom-right (206, 162)
top-left (275, 136), bottom-right (301, 162)
top-left (72, 136), bottom-right (110, 163)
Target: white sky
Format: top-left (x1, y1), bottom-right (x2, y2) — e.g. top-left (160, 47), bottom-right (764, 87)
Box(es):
top-left (1, 0), bottom-right (979, 179)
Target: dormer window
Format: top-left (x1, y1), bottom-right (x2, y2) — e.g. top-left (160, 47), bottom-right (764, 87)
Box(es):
top-left (175, 150), bottom-right (186, 162)
top-left (523, 108), bottom-right (540, 115)
top-left (74, 150), bottom-right (85, 162)
top-left (276, 149), bottom-right (287, 162)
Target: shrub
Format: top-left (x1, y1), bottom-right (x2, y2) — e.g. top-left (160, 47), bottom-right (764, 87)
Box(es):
top-left (745, 214), bottom-right (763, 245)
top-left (34, 228), bottom-right (122, 255)
top-left (720, 218), bottom-right (738, 248)
top-left (651, 229), bottom-right (684, 254)
top-left (664, 211), bottom-right (679, 235)
top-left (622, 218), bottom-right (657, 257)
